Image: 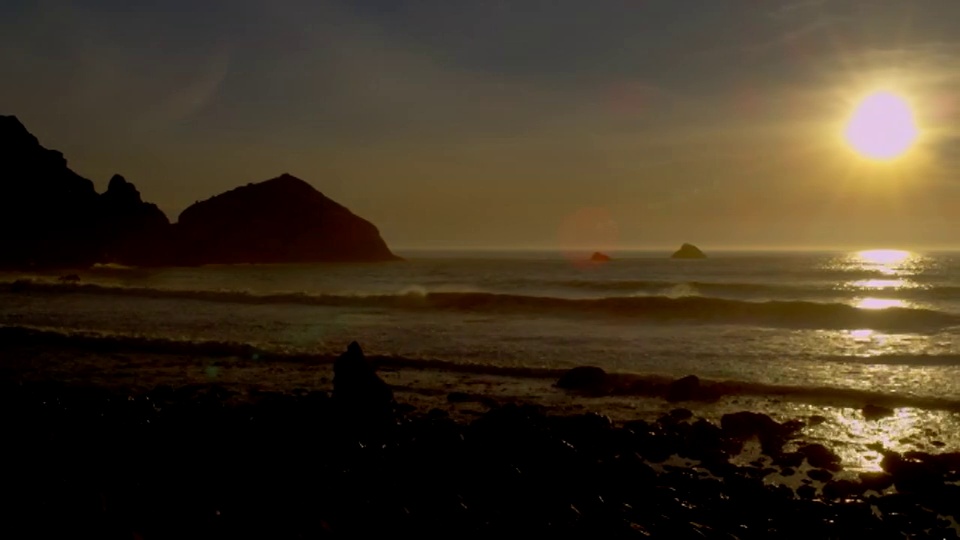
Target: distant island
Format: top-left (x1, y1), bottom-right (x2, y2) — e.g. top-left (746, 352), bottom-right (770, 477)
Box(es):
top-left (671, 243), bottom-right (706, 259)
top-left (590, 251), bottom-right (611, 262)
top-left (0, 115), bottom-right (399, 268)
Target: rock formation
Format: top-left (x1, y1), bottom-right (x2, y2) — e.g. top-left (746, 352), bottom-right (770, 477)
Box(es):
top-left (333, 341), bottom-right (395, 426)
top-left (671, 243), bottom-right (707, 259)
top-left (174, 174), bottom-right (400, 265)
top-left (0, 116), bottom-right (401, 267)
top-left (590, 251), bottom-right (611, 262)
top-left (97, 174), bottom-right (172, 266)
top-left (556, 366), bottom-right (609, 392)
top-left (0, 115), bottom-right (102, 267)
top-left (665, 374), bottom-right (720, 402)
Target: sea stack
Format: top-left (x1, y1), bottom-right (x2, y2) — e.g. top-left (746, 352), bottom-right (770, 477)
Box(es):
top-left (671, 243), bottom-right (706, 259)
top-left (174, 174), bottom-right (401, 265)
top-left (590, 251), bottom-right (611, 262)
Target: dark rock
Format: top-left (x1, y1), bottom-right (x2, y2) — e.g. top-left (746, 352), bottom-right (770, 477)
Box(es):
top-left (939, 452), bottom-right (960, 472)
top-left (175, 174), bottom-right (400, 265)
top-left (858, 472), bottom-right (894, 492)
top-left (332, 341), bottom-right (394, 424)
top-left (669, 408), bottom-right (694, 421)
top-left (879, 452), bottom-right (905, 475)
top-left (666, 374), bottom-right (702, 402)
top-left (97, 174), bottom-right (171, 265)
top-left (589, 251), bottom-right (611, 262)
top-left (798, 443), bottom-right (843, 471)
top-left (808, 415), bottom-right (828, 426)
top-left (796, 484), bottom-right (816, 499)
top-left (773, 452), bottom-right (805, 469)
top-left (720, 411), bottom-right (796, 455)
top-left (1, 115), bottom-right (102, 268)
top-left (881, 451), bottom-right (944, 493)
top-left (447, 392), bottom-right (472, 403)
top-left (0, 117), bottom-right (399, 268)
top-left (0, 116), bottom-right (174, 268)
top-left (670, 243), bottom-right (707, 259)
top-left (479, 396), bottom-right (499, 409)
top-left (807, 468), bottom-right (834, 482)
top-left (862, 404), bottom-right (895, 421)
top-left (555, 366), bottom-right (608, 392)
top-left (822, 479), bottom-right (859, 500)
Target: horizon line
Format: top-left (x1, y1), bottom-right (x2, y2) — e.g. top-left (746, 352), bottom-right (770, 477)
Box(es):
top-left (390, 245), bottom-right (960, 253)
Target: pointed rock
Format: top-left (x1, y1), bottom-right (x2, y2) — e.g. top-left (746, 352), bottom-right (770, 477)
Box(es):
top-left (671, 243), bottom-right (707, 259)
top-left (174, 174), bottom-right (400, 264)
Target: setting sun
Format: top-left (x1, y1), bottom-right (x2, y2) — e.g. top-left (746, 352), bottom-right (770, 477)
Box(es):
top-left (844, 91), bottom-right (919, 161)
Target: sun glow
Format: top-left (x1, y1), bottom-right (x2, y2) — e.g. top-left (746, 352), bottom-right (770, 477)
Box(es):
top-left (844, 91), bottom-right (919, 161)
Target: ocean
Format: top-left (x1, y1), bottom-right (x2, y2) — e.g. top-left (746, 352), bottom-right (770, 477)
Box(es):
top-left (3, 248), bottom-right (960, 469)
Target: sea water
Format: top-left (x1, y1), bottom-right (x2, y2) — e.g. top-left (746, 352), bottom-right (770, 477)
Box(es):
top-left (3, 249), bottom-right (960, 468)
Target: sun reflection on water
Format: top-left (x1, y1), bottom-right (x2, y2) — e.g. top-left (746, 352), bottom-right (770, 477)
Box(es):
top-left (853, 249), bottom-right (919, 277)
top-left (834, 408), bottom-right (917, 472)
top-left (849, 279), bottom-right (914, 290)
top-left (855, 298), bottom-right (908, 310)
top-left (826, 250), bottom-right (929, 311)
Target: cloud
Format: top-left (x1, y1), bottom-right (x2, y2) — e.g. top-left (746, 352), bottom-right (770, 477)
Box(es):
top-left (741, 16), bottom-right (848, 53)
top-left (767, 0), bottom-right (831, 20)
top-left (0, 0), bottom-right (235, 137)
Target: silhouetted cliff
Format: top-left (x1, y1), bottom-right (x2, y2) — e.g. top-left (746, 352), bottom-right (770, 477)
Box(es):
top-left (0, 116), bottom-right (400, 268)
top-left (1, 115), bottom-right (109, 267)
top-left (97, 175), bottom-right (172, 266)
top-left (175, 174), bottom-right (399, 264)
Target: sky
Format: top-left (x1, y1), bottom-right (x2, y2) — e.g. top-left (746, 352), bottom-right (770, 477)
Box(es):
top-left (3, 0), bottom-right (960, 250)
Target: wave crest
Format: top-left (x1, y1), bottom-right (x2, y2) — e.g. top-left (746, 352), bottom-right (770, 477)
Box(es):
top-left (3, 280), bottom-right (958, 330)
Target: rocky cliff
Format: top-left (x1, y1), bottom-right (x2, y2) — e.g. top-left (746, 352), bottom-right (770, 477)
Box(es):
top-left (97, 174), bottom-right (172, 266)
top-left (175, 174), bottom-right (399, 265)
top-left (1, 115), bottom-right (107, 267)
top-left (0, 116), bottom-right (400, 268)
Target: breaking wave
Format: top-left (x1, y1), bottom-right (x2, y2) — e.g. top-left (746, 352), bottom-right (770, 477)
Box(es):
top-left (3, 280), bottom-right (959, 330)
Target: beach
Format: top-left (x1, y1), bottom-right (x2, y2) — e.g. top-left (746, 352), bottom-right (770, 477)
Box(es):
top-left (2, 327), bottom-right (960, 538)
top-left (3, 250), bottom-right (960, 537)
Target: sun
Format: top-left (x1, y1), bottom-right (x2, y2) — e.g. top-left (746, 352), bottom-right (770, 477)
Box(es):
top-left (844, 91), bottom-right (919, 161)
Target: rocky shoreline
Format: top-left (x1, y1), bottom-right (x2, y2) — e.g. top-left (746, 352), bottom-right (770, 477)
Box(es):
top-left (2, 343), bottom-right (959, 538)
